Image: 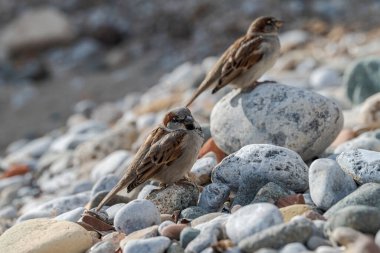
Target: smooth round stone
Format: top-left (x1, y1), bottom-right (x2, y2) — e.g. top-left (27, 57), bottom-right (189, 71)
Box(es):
top-left (180, 227), bottom-right (201, 249)
top-left (190, 213), bottom-right (224, 227)
top-left (238, 219), bottom-right (314, 252)
top-left (252, 182), bottom-right (295, 204)
top-left (279, 242), bottom-right (307, 253)
top-left (120, 225), bottom-right (159, 246)
top-left (122, 236), bottom-right (171, 253)
top-left (160, 223), bottom-right (188, 240)
top-left (344, 57), bottom-right (380, 105)
top-left (91, 174), bottom-right (119, 197)
top-left (180, 206), bottom-right (208, 220)
top-left (280, 204), bottom-right (311, 222)
top-left (88, 241), bottom-right (115, 253)
top-left (309, 158), bottom-right (357, 210)
top-left (105, 203), bottom-right (126, 221)
top-left (210, 83), bottom-right (343, 160)
top-left (324, 183), bottom-right (380, 218)
top-left (334, 130), bottom-right (380, 153)
top-left (315, 246), bottom-right (342, 253)
top-left (145, 183), bottom-right (198, 214)
top-left (91, 150), bottom-right (132, 181)
top-left (309, 67), bottom-right (341, 89)
top-left (158, 220), bottom-right (175, 235)
top-left (212, 144), bottom-right (308, 206)
top-left (88, 190), bottom-right (129, 210)
top-left (190, 156), bottom-right (217, 185)
top-left (167, 242), bottom-right (185, 253)
top-left (114, 199), bottom-right (160, 235)
top-left (194, 214), bottom-right (229, 232)
top-left (325, 205), bottom-right (380, 235)
top-left (0, 218), bottom-right (93, 253)
top-left (54, 207), bottom-right (85, 222)
top-left (198, 183), bottom-right (230, 212)
top-left (18, 192), bottom-right (90, 222)
top-left (137, 184), bottom-right (161, 199)
top-left (0, 206), bottom-right (18, 219)
top-left (337, 149), bottom-right (380, 184)
top-left (226, 203), bottom-right (283, 243)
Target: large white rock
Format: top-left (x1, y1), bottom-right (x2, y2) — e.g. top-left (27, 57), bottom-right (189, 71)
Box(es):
top-left (210, 83), bottom-right (343, 160)
top-left (0, 219), bottom-right (93, 253)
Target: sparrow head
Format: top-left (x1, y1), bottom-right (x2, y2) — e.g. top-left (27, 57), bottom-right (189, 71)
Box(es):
top-left (247, 16), bottom-right (283, 34)
top-left (163, 107), bottom-right (198, 131)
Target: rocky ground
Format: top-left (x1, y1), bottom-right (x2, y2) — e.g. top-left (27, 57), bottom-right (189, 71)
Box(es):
top-left (2, 1), bottom-right (380, 253)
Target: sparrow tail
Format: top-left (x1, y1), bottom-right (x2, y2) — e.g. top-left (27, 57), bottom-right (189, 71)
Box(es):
top-left (95, 180), bottom-right (128, 212)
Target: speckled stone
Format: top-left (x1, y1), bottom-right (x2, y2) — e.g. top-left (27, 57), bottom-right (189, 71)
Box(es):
top-left (198, 183), bottom-right (230, 212)
top-left (337, 149), bottom-right (380, 184)
top-left (210, 83), bottom-right (343, 160)
top-left (190, 155), bottom-right (217, 185)
top-left (252, 182), bottom-right (295, 204)
top-left (212, 144), bottom-right (308, 206)
top-left (309, 158), bottom-right (357, 210)
top-left (180, 206), bottom-right (208, 220)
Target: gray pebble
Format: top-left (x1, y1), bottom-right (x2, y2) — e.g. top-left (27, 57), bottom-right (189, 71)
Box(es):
top-left (158, 220), bottom-right (175, 235)
top-left (252, 182), bottom-right (295, 204)
top-left (122, 236), bottom-right (171, 253)
top-left (337, 149), bottom-right (380, 184)
top-left (190, 156), bottom-right (217, 185)
top-left (334, 130), bottom-right (380, 153)
top-left (54, 207), bottom-right (85, 222)
top-left (180, 206), bottom-right (208, 220)
top-left (105, 203), bottom-right (125, 221)
top-left (238, 219), bottom-right (314, 252)
top-left (167, 242), bottom-right (185, 253)
top-left (180, 227), bottom-right (201, 249)
top-left (89, 241), bottom-right (116, 253)
top-left (279, 242), bottom-right (307, 253)
top-left (114, 199), bottom-right (160, 235)
top-left (324, 183), bottom-right (380, 218)
top-left (198, 183), bottom-right (230, 212)
top-left (306, 236), bottom-right (332, 250)
top-left (212, 144), bottom-right (308, 206)
top-left (0, 206), bottom-right (18, 219)
top-left (91, 174), bottom-right (119, 197)
top-left (226, 203), bottom-right (283, 243)
top-left (309, 158), bottom-right (357, 210)
top-left (185, 223), bottom-right (223, 253)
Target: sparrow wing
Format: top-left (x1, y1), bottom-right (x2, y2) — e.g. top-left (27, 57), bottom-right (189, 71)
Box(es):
top-left (127, 128), bottom-right (187, 191)
top-left (212, 35), bottom-right (264, 93)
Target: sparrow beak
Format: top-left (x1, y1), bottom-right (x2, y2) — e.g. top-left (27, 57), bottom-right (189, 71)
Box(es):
top-left (275, 20), bottom-right (284, 28)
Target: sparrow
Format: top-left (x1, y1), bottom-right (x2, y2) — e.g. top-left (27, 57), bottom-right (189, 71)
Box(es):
top-left (96, 107), bottom-right (204, 211)
top-left (185, 16), bottom-right (283, 107)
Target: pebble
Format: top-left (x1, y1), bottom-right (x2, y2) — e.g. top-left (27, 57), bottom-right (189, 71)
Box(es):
top-left (324, 183), bottom-right (380, 218)
top-left (18, 192), bottom-right (90, 222)
top-left (210, 83), bottom-right (343, 160)
top-left (105, 203), bottom-right (125, 221)
top-left (334, 130), bottom-right (380, 153)
top-left (309, 158), bottom-right (357, 210)
top-left (337, 149), bottom-right (380, 184)
top-left (276, 194), bottom-right (305, 208)
top-left (180, 206), bottom-right (208, 220)
top-left (160, 223), bottom-right (188, 240)
top-left (167, 242), bottom-right (185, 253)
top-left (185, 223), bottom-right (223, 253)
top-left (279, 204), bottom-right (311, 222)
top-left (120, 225), bottom-right (159, 247)
top-left (122, 236), bottom-right (171, 253)
top-left (306, 236), bottom-right (332, 250)
top-left (226, 203), bottom-right (283, 243)
top-left (198, 183), bottom-right (230, 212)
top-left (189, 155), bottom-right (217, 185)
top-left (325, 205), bottom-right (380, 235)
top-left (54, 207), bottom-right (85, 222)
top-left (0, 218), bottom-right (93, 253)
top-left (253, 182), bottom-right (295, 204)
top-left (190, 213), bottom-right (224, 227)
top-left (238, 218), bottom-right (314, 252)
top-left (0, 206), bottom-right (18, 219)
top-left (158, 220), bottom-right (175, 235)
top-left (180, 227), bottom-right (201, 249)
top-left (330, 227), bottom-right (380, 253)
top-left (114, 199), bottom-right (160, 235)
top-left (88, 241), bottom-right (116, 253)
top-left (145, 183), bottom-right (198, 214)
top-left (310, 67), bottom-right (342, 89)
top-left (344, 57), bottom-right (380, 105)
top-left (211, 144), bottom-right (308, 206)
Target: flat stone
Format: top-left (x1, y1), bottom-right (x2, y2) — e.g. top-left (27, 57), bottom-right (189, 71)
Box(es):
top-left (337, 149), bottom-right (380, 184)
top-left (198, 183), bottom-right (230, 212)
top-left (238, 219), bottom-right (314, 252)
top-left (226, 203), bottom-right (283, 243)
top-left (325, 205), bottom-right (380, 235)
top-left (324, 183), bottom-right (380, 218)
top-left (211, 144), bottom-right (308, 206)
top-left (0, 218), bottom-right (93, 253)
top-left (280, 204), bottom-right (311, 222)
top-left (210, 83), bottom-right (343, 160)
top-left (309, 158), bottom-right (357, 210)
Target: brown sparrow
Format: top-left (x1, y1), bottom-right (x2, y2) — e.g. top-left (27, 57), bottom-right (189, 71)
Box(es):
top-left (186, 16), bottom-right (283, 107)
top-left (96, 107), bottom-right (204, 211)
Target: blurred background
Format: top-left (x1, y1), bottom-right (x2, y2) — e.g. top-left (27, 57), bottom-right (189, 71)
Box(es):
top-left (1, 0), bottom-right (380, 152)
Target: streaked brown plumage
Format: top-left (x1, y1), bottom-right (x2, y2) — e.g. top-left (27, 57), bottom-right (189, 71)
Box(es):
top-left (186, 16), bottom-right (283, 107)
top-left (96, 107), bottom-right (203, 211)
